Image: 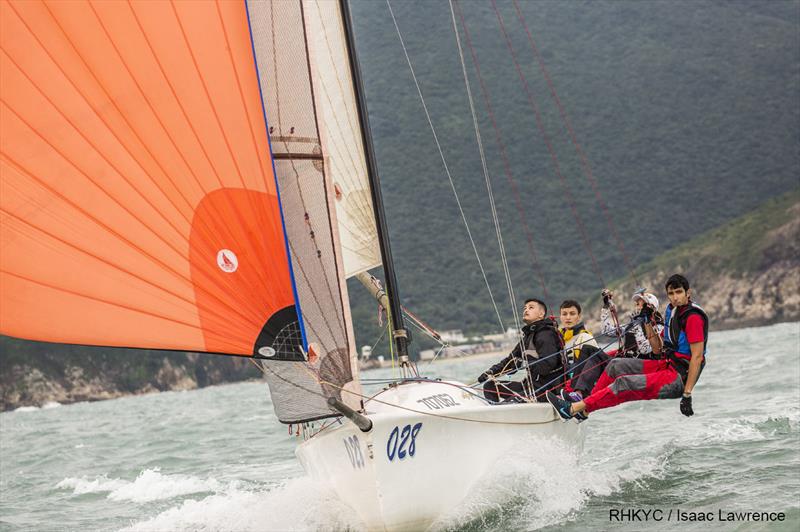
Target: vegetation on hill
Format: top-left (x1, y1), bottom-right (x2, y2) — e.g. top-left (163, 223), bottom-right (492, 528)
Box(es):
top-left (346, 0), bottom-right (799, 348)
top-left (581, 188), bottom-right (800, 330)
top-left (2, 1), bottom-right (798, 406)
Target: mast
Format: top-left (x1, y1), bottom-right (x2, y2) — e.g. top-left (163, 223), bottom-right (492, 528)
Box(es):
top-left (340, 0), bottom-right (411, 369)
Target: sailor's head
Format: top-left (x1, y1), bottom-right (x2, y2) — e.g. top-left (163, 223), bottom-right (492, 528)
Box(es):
top-left (665, 274), bottom-right (691, 307)
top-left (632, 292), bottom-right (659, 311)
top-left (522, 298), bottom-right (547, 324)
top-left (559, 300), bottom-right (582, 328)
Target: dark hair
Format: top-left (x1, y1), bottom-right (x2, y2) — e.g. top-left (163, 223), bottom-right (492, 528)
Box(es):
top-left (665, 274), bottom-right (690, 291)
top-left (524, 298), bottom-right (548, 315)
top-left (559, 299), bottom-right (582, 314)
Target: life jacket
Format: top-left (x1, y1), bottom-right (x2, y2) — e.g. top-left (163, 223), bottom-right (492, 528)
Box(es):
top-left (559, 322), bottom-right (594, 364)
top-left (664, 302), bottom-right (709, 362)
top-left (525, 318), bottom-right (567, 386)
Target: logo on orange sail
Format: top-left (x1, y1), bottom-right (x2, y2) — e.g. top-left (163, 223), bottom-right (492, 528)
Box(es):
top-left (216, 249), bottom-right (238, 273)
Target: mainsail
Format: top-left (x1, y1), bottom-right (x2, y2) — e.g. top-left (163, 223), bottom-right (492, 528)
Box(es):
top-left (0, 0), bottom-right (379, 423)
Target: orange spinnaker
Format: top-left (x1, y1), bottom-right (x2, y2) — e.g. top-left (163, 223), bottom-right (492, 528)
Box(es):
top-left (1, 0), bottom-right (294, 355)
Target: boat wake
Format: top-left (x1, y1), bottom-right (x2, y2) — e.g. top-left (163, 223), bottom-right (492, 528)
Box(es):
top-left (57, 468), bottom-right (225, 503)
top-left (110, 436), bottom-right (676, 531)
top-left (430, 435), bottom-right (668, 531)
top-left (80, 410), bottom-right (797, 531)
top-left (118, 475), bottom-right (363, 532)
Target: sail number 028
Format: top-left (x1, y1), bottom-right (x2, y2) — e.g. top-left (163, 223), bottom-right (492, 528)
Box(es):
top-left (386, 423), bottom-right (423, 461)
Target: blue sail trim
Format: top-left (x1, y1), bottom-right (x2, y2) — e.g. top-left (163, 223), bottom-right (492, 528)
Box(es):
top-left (242, 0), bottom-right (309, 352)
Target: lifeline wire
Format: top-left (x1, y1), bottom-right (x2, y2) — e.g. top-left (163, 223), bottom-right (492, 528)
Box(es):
top-left (451, 0), bottom-right (551, 301)
top-left (385, 0), bottom-right (505, 334)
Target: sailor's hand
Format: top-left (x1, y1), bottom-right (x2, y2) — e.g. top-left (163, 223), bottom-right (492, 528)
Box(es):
top-left (477, 372), bottom-right (491, 383)
top-left (638, 304), bottom-right (654, 322)
top-left (680, 394), bottom-right (694, 417)
top-left (601, 289), bottom-right (613, 308)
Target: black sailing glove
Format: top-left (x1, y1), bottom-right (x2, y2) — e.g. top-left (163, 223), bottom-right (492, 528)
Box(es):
top-left (601, 289), bottom-right (612, 308)
top-left (638, 304), bottom-right (654, 322)
top-left (680, 395), bottom-right (694, 417)
top-left (477, 372), bottom-right (491, 384)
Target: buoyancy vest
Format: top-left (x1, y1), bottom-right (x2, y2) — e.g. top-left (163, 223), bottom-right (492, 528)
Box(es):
top-left (664, 302), bottom-right (709, 362)
top-left (524, 318), bottom-right (566, 386)
top-left (559, 322), bottom-right (596, 364)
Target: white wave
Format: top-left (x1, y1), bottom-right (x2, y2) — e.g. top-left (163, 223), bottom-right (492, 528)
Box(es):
top-left (108, 469), bottom-right (224, 503)
top-left (57, 469), bottom-right (224, 503)
top-left (120, 476), bottom-right (363, 532)
top-left (57, 475), bottom-right (127, 495)
top-left (12, 401), bottom-right (61, 413)
top-left (430, 435), bottom-right (669, 531)
top-left (13, 405), bottom-right (40, 412)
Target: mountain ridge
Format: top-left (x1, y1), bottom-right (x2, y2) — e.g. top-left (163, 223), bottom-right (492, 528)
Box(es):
top-left (2, 0), bottom-right (798, 409)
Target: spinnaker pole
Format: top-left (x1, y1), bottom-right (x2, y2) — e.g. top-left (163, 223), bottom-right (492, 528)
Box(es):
top-left (340, 0), bottom-right (411, 370)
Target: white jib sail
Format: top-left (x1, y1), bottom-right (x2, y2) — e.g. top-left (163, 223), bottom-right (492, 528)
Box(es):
top-left (303, 0), bottom-right (381, 278)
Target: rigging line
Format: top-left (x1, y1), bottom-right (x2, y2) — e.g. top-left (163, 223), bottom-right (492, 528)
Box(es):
top-left (401, 307), bottom-right (441, 341)
top-left (367, 321), bottom-right (388, 354)
top-left (253, 353), bottom-right (556, 426)
top-left (512, 0), bottom-right (639, 286)
top-left (269, 1), bottom-right (282, 131)
top-left (423, 344), bottom-right (447, 370)
top-left (449, 0), bottom-right (521, 337)
top-left (451, 0), bottom-right (549, 302)
top-left (333, 380), bottom-right (559, 425)
top-left (490, 0), bottom-right (606, 286)
top-left (385, 0), bottom-right (504, 333)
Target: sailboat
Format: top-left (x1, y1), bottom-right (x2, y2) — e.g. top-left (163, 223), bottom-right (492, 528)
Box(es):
top-left (0, 1), bottom-right (579, 529)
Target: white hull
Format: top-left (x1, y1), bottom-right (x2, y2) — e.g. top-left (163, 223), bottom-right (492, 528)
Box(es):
top-left (296, 380), bottom-right (582, 531)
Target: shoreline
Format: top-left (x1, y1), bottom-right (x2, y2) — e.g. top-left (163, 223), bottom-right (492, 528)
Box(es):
top-left (4, 320), bottom-right (797, 412)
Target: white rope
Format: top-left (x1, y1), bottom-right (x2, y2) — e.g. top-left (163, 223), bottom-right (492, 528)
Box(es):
top-left (448, 0), bottom-right (523, 339)
top-left (385, 0), bottom-right (505, 333)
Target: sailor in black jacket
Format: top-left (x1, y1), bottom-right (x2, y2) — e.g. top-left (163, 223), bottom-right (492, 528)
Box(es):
top-left (477, 298), bottom-right (565, 403)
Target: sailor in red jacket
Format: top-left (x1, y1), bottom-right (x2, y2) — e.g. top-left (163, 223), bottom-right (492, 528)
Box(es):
top-left (547, 274), bottom-right (708, 419)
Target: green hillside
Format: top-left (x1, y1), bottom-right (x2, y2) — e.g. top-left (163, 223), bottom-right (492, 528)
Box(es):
top-left (580, 188), bottom-right (800, 329)
top-left (346, 0), bottom-right (799, 348)
top-left (633, 188), bottom-right (800, 278)
top-left (1, 1), bottom-right (798, 403)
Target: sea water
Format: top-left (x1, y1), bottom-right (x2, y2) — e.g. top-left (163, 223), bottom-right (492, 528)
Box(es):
top-left (1, 322), bottom-right (798, 531)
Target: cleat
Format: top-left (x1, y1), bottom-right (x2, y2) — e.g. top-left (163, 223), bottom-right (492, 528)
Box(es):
top-left (574, 411), bottom-right (588, 423)
top-left (546, 391), bottom-right (574, 420)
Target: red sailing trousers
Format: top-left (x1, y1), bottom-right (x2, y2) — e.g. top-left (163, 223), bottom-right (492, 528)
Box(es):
top-left (583, 358), bottom-right (683, 413)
